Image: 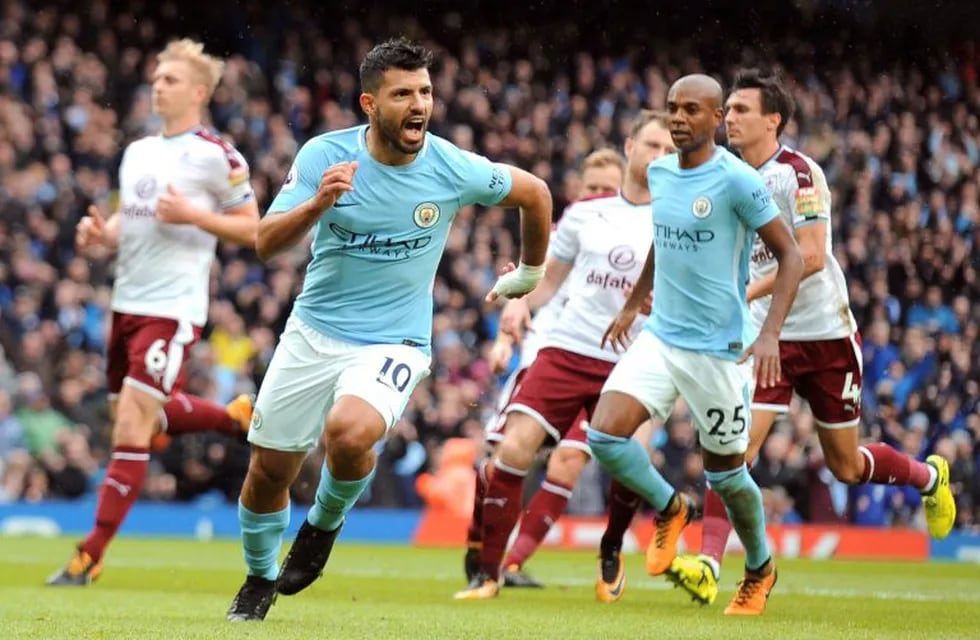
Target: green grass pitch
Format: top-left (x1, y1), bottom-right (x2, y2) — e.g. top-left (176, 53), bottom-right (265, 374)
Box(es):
top-left (2, 536), bottom-right (979, 639)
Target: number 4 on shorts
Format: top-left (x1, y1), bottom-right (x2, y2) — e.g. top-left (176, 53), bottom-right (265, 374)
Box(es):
top-left (841, 371), bottom-right (861, 403)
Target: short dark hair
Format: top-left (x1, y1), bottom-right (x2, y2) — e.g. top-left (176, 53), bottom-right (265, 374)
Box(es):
top-left (359, 37), bottom-right (434, 93)
top-left (731, 69), bottom-right (796, 137)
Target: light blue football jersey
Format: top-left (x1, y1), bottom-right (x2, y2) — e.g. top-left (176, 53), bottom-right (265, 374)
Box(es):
top-left (643, 146), bottom-right (779, 359)
top-left (268, 125), bottom-right (512, 353)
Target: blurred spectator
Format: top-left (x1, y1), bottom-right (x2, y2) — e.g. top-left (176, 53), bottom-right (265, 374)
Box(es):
top-left (907, 285), bottom-right (959, 335)
top-left (15, 373), bottom-right (71, 456)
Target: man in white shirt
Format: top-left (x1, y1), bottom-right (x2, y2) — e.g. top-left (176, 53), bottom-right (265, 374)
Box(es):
top-left (48, 39), bottom-right (260, 586)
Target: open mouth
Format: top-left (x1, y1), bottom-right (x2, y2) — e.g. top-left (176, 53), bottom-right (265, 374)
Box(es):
top-left (403, 118), bottom-right (426, 136)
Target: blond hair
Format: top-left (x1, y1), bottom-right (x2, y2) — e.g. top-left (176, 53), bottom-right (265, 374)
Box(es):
top-left (629, 109), bottom-right (669, 138)
top-left (157, 38), bottom-right (225, 97)
top-left (581, 148), bottom-right (626, 173)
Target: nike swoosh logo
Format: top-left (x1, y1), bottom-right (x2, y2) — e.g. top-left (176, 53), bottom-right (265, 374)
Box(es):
top-left (333, 202), bottom-right (358, 208)
top-left (718, 437), bottom-right (742, 446)
top-left (607, 572), bottom-right (625, 597)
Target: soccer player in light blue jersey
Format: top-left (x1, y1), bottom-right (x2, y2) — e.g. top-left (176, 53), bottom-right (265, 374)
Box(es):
top-left (226, 38), bottom-right (552, 621)
top-left (585, 74), bottom-right (803, 616)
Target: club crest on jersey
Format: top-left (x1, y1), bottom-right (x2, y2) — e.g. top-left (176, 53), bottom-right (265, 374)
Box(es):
top-left (692, 196), bottom-right (712, 219)
top-left (413, 202), bottom-right (441, 228)
top-left (136, 176), bottom-right (157, 200)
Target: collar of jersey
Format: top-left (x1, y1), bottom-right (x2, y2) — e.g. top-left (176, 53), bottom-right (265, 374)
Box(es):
top-left (673, 146), bottom-right (723, 175)
top-left (618, 190), bottom-right (650, 208)
top-left (358, 125), bottom-right (429, 170)
top-left (757, 144), bottom-right (786, 170)
top-left (160, 124), bottom-right (204, 140)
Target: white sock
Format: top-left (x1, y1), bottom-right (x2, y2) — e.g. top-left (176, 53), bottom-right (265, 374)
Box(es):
top-left (923, 464), bottom-right (939, 495)
top-left (699, 554), bottom-right (721, 580)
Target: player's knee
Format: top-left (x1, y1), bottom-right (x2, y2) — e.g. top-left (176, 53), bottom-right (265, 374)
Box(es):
top-left (547, 448), bottom-right (588, 485)
top-left (249, 451), bottom-right (296, 491)
top-left (496, 435), bottom-right (535, 472)
top-left (112, 403), bottom-right (157, 447)
top-left (496, 415), bottom-right (546, 470)
top-left (590, 392), bottom-right (645, 438)
top-left (323, 410), bottom-right (384, 462)
top-left (825, 454), bottom-right (864, 485)
top-left (323, 427), bottom-right (376, 461)
top-left (589, 407), bottom-right (615, 436)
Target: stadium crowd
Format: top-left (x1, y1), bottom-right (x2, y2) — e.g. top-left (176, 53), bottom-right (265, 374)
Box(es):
top-left (0, 0), bottom-right (977, 533)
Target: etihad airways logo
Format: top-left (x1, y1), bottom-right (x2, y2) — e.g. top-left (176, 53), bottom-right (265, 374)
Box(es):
top-left (328, 222), bottom-right (433, 261)
top-left (653, 223), bottom-right (715, 252)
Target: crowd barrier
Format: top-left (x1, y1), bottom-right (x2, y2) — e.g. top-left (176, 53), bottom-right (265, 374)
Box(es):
top-left (2, 501), bottom-right (976, 562)
top-left (0, 499), bottom-right (418, 543)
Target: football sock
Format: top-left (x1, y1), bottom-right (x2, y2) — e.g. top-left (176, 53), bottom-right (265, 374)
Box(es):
top-left (466, 458), bottom-right (491, 547)
top-left (587, 429), bottom-right (674, 513)
top-left (859, 443), bottom-right (936, 492)
top-left (238, 501), bottom-right (290, 581)
top-left (503, 477), bottom-right (572, 567)
top-left (479, 461), bottom-right (526, 581)
top-left (600, 480), bottom-right (643, 553)
top-left (161, 392), bottom-right (238, 436)
top-left (307, 462), bottom-right (375, 533)
top-left (79, 446), bottom-right (150, 562)
top-left (705, 465), bottom-right (770, 570)
top-left (700, 487), bottom-right (731, 571)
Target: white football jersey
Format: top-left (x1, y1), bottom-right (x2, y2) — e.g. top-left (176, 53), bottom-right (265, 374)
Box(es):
top-left (111, 127), bottom-right (254, 326)
top-left (517, 282), bottom-right (568, 369)
top-left (545, 194), bottom-right (652, 362)
top-left (749, 146), bottom-right (855, 341)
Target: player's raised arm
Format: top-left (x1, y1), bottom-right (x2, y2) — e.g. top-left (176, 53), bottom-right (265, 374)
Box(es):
top-left (486, 166), bottom-right (552, 301)
top-left (255, 145), bottom-right (357, 260)
top-left (498, 166), bottom-right (551, 267)
top-left (747, 218), bottom-right (825, 302)
top-left (497, 255), bottom-right (573, 343)
top-left (746, 167), bottom-right (831, 302)
top-left (157, 184), bottom-right (259, 246)
top-left (155, 131), bottom-right (260, 247)
top-left (521, 256), bottom-right (572, 309)
top-left (507, 196), bottom-right (586, 314)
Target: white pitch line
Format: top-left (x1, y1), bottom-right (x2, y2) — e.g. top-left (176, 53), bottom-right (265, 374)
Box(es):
top-left (2, 553), bottom-right (977, 603)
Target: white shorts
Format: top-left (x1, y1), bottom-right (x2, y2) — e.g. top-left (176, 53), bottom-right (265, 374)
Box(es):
top-left (602, 330), bottom-right (753, 455)
top-left (248, 315), bottom-right (431, 452)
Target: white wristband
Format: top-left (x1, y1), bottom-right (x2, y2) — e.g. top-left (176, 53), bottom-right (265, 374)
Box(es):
top-left (490, 261), bottom-right (546, 298)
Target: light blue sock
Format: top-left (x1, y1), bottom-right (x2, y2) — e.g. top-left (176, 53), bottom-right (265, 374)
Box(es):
top-left (706, 465), bottom-right (771, 570)
top-left (238, 501), bottom-right (290, 581)
top-left (306, 463), bottom-right (376, 532)
top-left (587, 429), bottom-right (675, 513)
